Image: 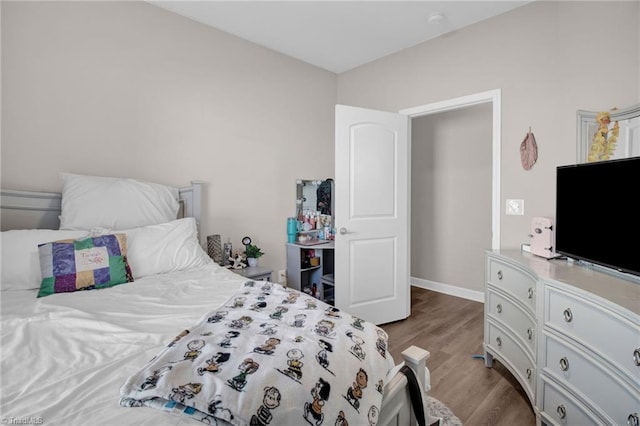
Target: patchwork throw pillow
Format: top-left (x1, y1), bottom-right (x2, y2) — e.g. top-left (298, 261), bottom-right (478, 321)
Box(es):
top-left (37, 234), bottom-right (134, 297)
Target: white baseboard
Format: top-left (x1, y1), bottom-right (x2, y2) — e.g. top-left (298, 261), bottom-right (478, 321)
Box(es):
top-left (411, 277), bottom-right (485, 303)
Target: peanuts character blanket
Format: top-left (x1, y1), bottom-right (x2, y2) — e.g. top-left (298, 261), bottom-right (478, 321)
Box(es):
top-left (120, 281), bottom-right (394, 426)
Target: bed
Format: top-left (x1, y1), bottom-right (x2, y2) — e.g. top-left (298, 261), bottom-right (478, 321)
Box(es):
top-left (1, 174), bottom-right (438, 426)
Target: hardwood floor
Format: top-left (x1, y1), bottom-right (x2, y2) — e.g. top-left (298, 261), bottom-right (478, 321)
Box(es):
top-left (380, 287), bottom-right (536, 426)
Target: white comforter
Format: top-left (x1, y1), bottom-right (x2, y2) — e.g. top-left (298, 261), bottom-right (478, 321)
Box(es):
top-left (1, 263), bottom-right (246, 426)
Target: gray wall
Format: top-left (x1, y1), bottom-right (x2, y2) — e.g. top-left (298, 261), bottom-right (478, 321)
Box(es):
top-left (1, 1), bottom-right (337, 273)
top-left (338, 1), bottom-right (639, 292)
top-left (411, 104), bottom-right (492, 292)
top-left (2, 1), bottom-right (639, 293)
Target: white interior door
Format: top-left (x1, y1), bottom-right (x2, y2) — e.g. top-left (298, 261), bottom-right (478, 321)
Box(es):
top-left (334, 104), bottom-right (410, 325)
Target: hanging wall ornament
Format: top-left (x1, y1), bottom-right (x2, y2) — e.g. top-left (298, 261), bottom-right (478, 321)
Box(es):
top-left (520, 127), bottom-right (538, 170)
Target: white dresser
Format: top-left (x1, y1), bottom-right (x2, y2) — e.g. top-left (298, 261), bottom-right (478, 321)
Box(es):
top-left (484, 250), bottom-right (640, 426)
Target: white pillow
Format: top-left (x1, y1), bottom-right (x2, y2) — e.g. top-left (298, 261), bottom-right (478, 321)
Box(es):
top-left (117, 218), bottom-right (212, 279)
top-left (59, 173), bottom-right (180, 231)
top-left (1, 229), bottom-right (88, 291)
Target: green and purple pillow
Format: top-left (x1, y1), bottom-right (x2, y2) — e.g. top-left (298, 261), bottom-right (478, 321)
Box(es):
top-left (37, 234), bottom-right (133, 297)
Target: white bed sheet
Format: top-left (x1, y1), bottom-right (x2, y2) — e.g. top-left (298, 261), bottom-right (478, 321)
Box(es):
top-left (1, 263), bottom-right (247, 426)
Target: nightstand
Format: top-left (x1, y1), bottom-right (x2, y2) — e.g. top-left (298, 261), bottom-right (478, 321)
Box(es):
top-left (235, 266), bottom-right (272, 281)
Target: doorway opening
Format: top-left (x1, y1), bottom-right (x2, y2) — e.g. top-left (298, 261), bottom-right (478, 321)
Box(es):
top-left (400, 89), bottom-right (501, 300)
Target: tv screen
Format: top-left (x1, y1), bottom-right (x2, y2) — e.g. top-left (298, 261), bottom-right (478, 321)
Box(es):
top-left (555, 156), bottom-right (640, 277)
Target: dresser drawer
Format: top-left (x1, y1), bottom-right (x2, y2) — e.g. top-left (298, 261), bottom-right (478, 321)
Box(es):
top-left (487, 257), bottom-right (536, 313)
top-left (545, 286), bottom-right (640, 384)
top-left (486, 288), bottom-right (536, 355)
top-left (539, 377), bottom-right (601, 426)
top-left (487, 321), bottom-right (536, 399)
top-left (543, 333), bottom-right (640, 425)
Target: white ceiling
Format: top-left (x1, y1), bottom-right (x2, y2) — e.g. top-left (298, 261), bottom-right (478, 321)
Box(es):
top-left (149, 1), bottom-right (533, 74)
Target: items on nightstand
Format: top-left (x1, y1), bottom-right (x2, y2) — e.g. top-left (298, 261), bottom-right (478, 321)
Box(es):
top-left (241, 236), bottom-right (252, 252)
top-left (228, 249), bottom-right (246, 269)
top-left (244, 243), bottom-right (264, 267)
top-left (223, 238), bottom-right (233, 267)
top-left (206, 234), bottom-right (223, 265)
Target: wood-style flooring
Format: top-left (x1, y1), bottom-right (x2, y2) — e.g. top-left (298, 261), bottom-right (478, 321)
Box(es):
top-left (380, 287), bottom-right (536, 426)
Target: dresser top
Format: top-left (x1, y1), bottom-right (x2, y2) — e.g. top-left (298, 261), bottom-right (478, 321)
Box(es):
top-left (489, 250), bottom-right (640, 316)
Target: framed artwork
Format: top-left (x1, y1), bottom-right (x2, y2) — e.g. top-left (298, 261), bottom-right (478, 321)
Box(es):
top-left (577, 103), bottom-right (640, 163)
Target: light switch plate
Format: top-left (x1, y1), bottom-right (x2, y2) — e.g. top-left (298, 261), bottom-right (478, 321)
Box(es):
top-left (506, 199), bottom-right (524, 215)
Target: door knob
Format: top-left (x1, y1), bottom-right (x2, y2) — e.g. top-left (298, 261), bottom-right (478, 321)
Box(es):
top-left (339, 227), bottom-right (349, 235)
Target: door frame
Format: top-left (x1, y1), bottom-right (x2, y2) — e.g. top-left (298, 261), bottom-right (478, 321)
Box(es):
top-left (400, 88), bottom-right (501, 250)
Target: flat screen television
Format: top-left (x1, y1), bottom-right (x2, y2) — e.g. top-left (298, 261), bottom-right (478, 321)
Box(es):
top-left (555, 156), bottom-right (640, 277)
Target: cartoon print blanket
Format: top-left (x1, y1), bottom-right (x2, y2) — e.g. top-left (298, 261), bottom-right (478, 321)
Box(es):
top-left (120, 281), bottom-right (394, 426)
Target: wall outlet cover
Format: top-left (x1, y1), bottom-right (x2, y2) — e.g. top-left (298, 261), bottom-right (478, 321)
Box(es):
top-left (506, 199), bottom-right (524, 215)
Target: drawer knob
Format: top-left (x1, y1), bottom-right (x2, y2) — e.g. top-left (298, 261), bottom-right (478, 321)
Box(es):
top-left (527, 328), bottom-right (533, 340)
top-left (527, 287), bottom-right (534, 299)
top-left (628, 413), bottom-right (639, 426)
top-left (634, 348), bottom-right (640, 367)
top-left (560, 356), bottom-right (570, 371)
top-left (496, 303), bottom-right (502, 313)
top-left (556, 405), bottom-right (566, 420)
top-left (563, 308), bottom-right (573, 322)
top-left (497, 270), bottom-right (503, 280)
top-left (526, 368), bottom-right (532, 380)
top-left (496, 336), bottom-right (502, 347)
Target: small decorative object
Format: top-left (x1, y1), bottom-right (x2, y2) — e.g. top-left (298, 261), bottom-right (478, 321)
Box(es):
top-left (223, 238), bottom-right (233, 267)
top-left (287, 218), bottom-right (297, 243)
top-left (227, 249), bottom-right (247, 270)
top-left (520, 127), bottom-right (538, 170)
top-left (207, 234), bottom-right (223, 265)
top-left (587, 109), bottom-right (619, 162)
top-left (245, 243), bottom-right (264, 267)
top-left (241, 236), bottom-right (252, 252)
top-left (296, 230), bottom-right (322, 245)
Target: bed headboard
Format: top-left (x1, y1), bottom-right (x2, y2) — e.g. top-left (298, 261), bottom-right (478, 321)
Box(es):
top-left (0, 181), bottom-right (203, 236)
